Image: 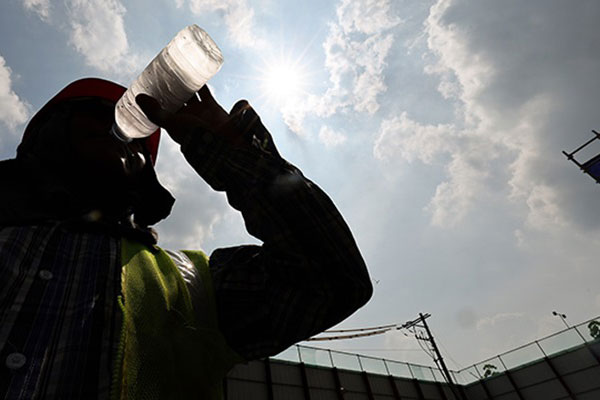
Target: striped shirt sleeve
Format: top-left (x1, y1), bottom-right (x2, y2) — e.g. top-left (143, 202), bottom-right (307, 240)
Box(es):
top-left (180, 103), bottom-right (373, 360)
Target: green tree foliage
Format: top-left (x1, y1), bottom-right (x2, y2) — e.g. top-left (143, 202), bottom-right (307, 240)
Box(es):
top-left (588, 320), bottom-right (600, 339)
top-left (482, 363), bottom-right (498, 378)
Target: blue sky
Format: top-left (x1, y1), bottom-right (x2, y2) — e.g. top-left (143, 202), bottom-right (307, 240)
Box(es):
top-left (2, 0), bottom-right (600, 369)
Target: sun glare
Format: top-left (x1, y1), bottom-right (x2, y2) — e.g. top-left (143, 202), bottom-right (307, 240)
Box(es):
top-left (242, 42), bottom-right (317, 109)
top-left (258, 58), bottom-right (310, 106)
top-left (259, 61), bottom-right (309, 104)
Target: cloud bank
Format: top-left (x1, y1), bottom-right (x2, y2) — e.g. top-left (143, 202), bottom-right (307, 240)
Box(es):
top-left (282, 0), bottom-right (401, 136)
top-left (375, 0), bottom-right (600, 232)
top-left (319, 125), bottom-right (347, 148)
top-left (22, 0), bottom-right (50, 21)
top-left (0, 55), bottom-right (29, 132)
top-left (21, 0), bottom-right (139, 75)
top-left (177, 0), bottom-right (264, 48)
top-left (66, 0), bottom-right (137, 74)
top-left (153, 138), bottom-right (244, 251)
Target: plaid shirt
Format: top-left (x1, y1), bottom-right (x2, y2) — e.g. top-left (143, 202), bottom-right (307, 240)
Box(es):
top-left (0, 105), bottom-right (372, 399)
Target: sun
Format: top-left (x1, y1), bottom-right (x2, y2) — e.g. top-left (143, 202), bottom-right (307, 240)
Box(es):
top-left (264, 64), bottom-right (302, 99)
top-left (259, 60), bottom-right (310, 104)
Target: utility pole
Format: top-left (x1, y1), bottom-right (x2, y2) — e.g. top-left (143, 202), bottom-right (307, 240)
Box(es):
top-left (417, 313), bottom-right (466, 400)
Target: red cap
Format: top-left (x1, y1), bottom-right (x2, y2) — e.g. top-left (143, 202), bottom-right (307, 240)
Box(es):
top-left (22, 78), bottom-right (161, 164)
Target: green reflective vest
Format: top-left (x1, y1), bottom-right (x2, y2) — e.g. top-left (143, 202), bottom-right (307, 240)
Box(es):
top-left (111, 239), bottom-right (244, 400)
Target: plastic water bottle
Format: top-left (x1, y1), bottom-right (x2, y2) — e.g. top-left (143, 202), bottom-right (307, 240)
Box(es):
top-left (111, 25), bottom-right (224, 141)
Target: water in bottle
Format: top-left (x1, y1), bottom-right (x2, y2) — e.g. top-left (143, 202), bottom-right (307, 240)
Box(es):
top-left (111, 25), bottom-right (224, 141)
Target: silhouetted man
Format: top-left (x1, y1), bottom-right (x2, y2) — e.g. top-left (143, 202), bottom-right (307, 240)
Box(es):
top-left (0, 78), bottom-right (372, 399)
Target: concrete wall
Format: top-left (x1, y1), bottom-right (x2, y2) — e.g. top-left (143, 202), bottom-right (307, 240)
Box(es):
top-left (463, 340), bottom-right (600, 400)
top-left (224, 340), bottom-right (600, 400)
top-left (225, 358), bottom-right (459, 400)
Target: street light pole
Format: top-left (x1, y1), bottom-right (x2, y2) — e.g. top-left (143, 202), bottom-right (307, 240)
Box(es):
top-left (552, 311), bottom-right (570, 329)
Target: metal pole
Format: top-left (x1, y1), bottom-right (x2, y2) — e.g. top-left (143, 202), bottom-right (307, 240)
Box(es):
top-left (564, 135), bottom-right (597, 158)
top-left (299, 361), bottom-right (312, 400)
top-left (419, 313), bottom-right (466, 400)
top-left (264, 358), bottom-right (274, 400)
top-left (497, 357), bottom-right (525, 400)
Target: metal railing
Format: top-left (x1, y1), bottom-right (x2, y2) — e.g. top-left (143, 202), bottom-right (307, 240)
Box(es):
top-left (271, 316), bottom-right (600, 385)
top-left (273, 343), bottom-right (449, 383)
top-left (453, 316), bottom-right (600, 385)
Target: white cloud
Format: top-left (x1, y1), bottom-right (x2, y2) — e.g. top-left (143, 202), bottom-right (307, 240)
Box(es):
top-left (180, 0), bottom-right (264, 48)
top-left (154, 138), bottom-right (233, 250)
top-left (318, 125), bottom-right (347, 148)
top-left (424, 1), bottom-right (495, 106)
top-left (473, 312), bottom-right (542, 355)
top-left (476, 312), bottom-right (524, 331)
top-left (523, 184), bottom-right (566, 231)
top-left (400, 0), bottom-right (600, 233)
top-left (158, 209), bottom-right (224, 250)
top-left (280, 93), bottom-right (320, 137)
top-left (21, 0), bottom-right (140, 76)
top-left (425, 160), bottom-right (486, 227)
top-left (281, 101), bottom-right (309, 136)
top-left (320, 0), bottom-right (400, 116)
top-left (425, 138), bottom-right (503, 227)
top-left (336, 0), bottom-right (401, 35)
top-left (0, 55), bottom-right (29, 131)
top-left (22, 0), bottom-right (50, 21)
top-left (66, 0), bottom-right (139, 75)
top-left (374, 112), bottom-right (455, 164)
top-left (372, 112), bottom-right (498, 227)
top-left (282, 0), bottom-right (400, 134)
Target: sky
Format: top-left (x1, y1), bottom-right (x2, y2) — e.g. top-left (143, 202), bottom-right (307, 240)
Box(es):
top-left (1, 0), bottom-right (600, 370)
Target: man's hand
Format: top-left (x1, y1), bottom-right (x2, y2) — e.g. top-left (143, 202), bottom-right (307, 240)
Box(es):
top-left (136, 85), bottom-right (246, 146)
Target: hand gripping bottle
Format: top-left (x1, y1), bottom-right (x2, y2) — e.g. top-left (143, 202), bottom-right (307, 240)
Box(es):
top-left (111, 25), bottom-right (224, 141)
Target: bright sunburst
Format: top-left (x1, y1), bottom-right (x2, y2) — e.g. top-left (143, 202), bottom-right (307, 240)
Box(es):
top-left (234, 37), bottom-right (319, 111)
top-left (249, 45), bottom-right (316, 108)
top-left (261, 62), bottom-right (306, 102)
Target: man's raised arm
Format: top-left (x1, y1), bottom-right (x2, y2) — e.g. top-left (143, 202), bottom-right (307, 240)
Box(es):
top-left (137, 88), bottom-right (373, 360)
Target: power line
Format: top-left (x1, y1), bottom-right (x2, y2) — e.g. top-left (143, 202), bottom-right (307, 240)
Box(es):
top-left (306, 328), bottom-right (390, 341)
top-left (307, 315), bottom-right (429, 341)
top-left (331, 349), bottom-right (425, 352)
top-left (438, 337), bottom-right (464, 370)
top-left (323, 323), bottom-right (399, 333)
top-left (307, 313), bottom-right (466, 400)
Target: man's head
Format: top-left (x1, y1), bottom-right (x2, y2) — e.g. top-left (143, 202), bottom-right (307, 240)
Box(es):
top-left (15, 78), bottom-right (174, 226)
top-left (18, 78), bottom-right (160, 165)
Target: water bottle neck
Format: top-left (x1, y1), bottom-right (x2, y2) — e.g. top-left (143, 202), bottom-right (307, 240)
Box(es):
top-left (110, 123), bottom-right (133, 143)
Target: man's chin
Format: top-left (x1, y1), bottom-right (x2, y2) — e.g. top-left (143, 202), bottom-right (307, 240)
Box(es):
top-left (132, 200), bottom-right (174, 227)
top-left (129, 184), bottom-right (176, 227)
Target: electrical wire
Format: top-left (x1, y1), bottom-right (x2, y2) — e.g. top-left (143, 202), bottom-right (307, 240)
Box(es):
top-left (438, 337), bottom-right (464, 370)
top-left (306, 328), bottom-right (391, 341)
top-left (332, 349), bottom-right (425, 352)
top-left (307, 315), bottom-right (465, 399)
top-left (414, 330), bottom-right (435, 360)
top-left (307, 316), bottom-right (428, 342)
top-left (323, 323), bottom-right (399, 333)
